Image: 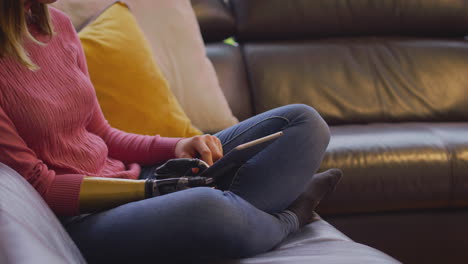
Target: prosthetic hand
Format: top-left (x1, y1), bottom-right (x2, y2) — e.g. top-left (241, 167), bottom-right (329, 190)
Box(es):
top-left (154, 158), bottom-right (210, 178)
top-left (145, 158), bottom-right (213, 197)
top-left (144, 176), bottom-right (214, 197)
top-left (78, 159), bottom-right (213, 214)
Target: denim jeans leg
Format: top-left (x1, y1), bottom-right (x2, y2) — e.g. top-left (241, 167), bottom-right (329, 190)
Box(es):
top-left (214, 104), bottom-right (330, 214)
top-left (63, 187), bottom-right (299, 263)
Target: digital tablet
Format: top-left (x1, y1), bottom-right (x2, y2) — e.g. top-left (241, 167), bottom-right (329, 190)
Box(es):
top-left (200, 131), bottom-right (283, 180)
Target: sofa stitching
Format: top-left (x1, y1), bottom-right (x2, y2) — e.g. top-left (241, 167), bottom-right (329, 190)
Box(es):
top-left (238, 44), bottom-right (258, 115)
top-left (423, 124), bottom-right (454, 207)
top-left (368, 38), bottom-right (387, 122)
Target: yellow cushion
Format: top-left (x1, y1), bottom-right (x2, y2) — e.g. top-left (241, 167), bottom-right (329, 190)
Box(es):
top-left (78, 2), bottom-right (202, 137)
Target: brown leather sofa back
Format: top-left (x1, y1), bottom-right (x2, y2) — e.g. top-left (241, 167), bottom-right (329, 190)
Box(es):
top-left (192, 0), bottom-right (236, 42)
top-left (231, 0), bottom-right (468, 125)
top-left (196, 0), bottom-right (468, 125)
top-left (241, 38), bottom-right (468, 125)
top-left (230, 0), bottom-right (468, 40)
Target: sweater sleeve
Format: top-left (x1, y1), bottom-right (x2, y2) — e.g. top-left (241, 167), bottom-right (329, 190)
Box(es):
top-left (0, 105), bottom-right (84, 216)
top-left (86, 99), bottom-right (183, 165)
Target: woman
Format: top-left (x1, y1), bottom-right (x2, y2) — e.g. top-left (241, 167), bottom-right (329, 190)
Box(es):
top-left (0, 0), bottom-right (342, 262)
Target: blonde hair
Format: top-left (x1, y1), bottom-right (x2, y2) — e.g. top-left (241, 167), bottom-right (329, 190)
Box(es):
top-left (0, 0), bottom-right (54, 70)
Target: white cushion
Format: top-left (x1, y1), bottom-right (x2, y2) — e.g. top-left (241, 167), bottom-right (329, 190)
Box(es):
top-left (51, 0), bottom-right (115, 31)
top-left (122, 0), bottom-right (239, 133)
top-left (0, 163), bottom-right (85, 264)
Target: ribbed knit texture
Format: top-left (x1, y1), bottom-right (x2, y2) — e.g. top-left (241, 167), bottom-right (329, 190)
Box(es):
top-left (0, 7), bottom-right (182, 216)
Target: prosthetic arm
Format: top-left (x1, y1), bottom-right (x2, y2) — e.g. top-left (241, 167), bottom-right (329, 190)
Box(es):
top-left (78, 159), bottom-right (212, 214)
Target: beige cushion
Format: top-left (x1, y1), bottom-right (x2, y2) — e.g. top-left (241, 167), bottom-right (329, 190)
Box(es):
top-left (51, 0), bottom-right (115, 31)
top-left (122, 0), bottom-right (239, 133)
top-left (0, 163), bottom-right (86, 264)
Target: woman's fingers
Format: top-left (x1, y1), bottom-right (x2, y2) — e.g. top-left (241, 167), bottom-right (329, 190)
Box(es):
top-left (192, 135), bottom-right (224, 166)
top-left (193, 136), bottom-right (213, 165)
top-left (179, 152), bottom-right (193, 159)
top-left (206, 137), bottom-right (223, 163)
top-left (213, 136), bottom-right (224, 158)
top-left (198, 144), bottom-right (213, 166)
top-left (176, 135), bottom-right (224, 166)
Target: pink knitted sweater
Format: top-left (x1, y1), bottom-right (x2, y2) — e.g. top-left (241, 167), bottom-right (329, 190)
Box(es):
top-left (0, 7), bottom-right (182, 216)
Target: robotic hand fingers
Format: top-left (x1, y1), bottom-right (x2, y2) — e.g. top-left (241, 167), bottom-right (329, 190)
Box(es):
top-left (154, 158), bottom-right (209, 179)
top-left (145, 158), bottom-right (214, 197)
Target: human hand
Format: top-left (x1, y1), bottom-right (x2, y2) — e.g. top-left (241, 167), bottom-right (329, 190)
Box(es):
top-left (174, 135), bottom-right (223, 166)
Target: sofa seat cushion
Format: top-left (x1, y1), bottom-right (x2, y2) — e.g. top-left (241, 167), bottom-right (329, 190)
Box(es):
top-left (319, 122), bottom-right (468, 215)
top-left (222, 214), bottom-right (399, 264)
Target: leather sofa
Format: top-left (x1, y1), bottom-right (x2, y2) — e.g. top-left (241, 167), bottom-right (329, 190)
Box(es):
top-left (0, 1), bottom-right (401, 264)
top-left (193, 0), bottom-right (468, 263)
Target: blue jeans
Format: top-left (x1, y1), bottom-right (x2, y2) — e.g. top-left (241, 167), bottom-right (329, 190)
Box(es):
top-left (61, 104), bottom-right (330, 263)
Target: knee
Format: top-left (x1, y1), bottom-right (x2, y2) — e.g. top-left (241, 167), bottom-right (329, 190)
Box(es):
top-left (180, 188), bottom-right (237, 222)
top-left (288, 104), bottom-right (330, 145)
top-left (180, 187), bottom-right (226, 210)
top-left (181, 188), bottom-right (257, 257)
